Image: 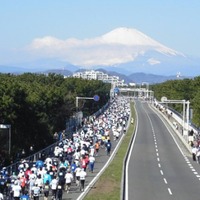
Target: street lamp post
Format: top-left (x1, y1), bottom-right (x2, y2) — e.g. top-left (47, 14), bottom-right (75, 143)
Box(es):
top-left (0, 124), bottom-right (11, 155)
top-left (186, 100), bottom-right (190, 133)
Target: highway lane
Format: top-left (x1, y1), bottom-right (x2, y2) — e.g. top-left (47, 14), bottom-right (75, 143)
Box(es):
top-left (126, 100), bottom-right (200, 200)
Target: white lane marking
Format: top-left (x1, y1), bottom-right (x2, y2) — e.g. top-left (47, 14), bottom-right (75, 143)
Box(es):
top-left (163, 178), bottom-right (168, 184)
top-left (145, 105), bottom-right (173, 197)
top-left (194, 172), bottom-right (198, 175)
top-left (125, 104), bottom-right (139, 200)
top-left (168, 188), bottom-right (172, 195)
top-left (196, 175), bottom-right (200, 178)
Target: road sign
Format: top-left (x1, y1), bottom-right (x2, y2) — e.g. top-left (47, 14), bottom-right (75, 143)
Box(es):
top-left (0, 124), bottom-right (10, 129)
top-left (114, 87), bottom-right (119, 93)
top-left (161, 96), bottom-right (168, 102)
top-left (93, 95), bottom-right (100, 101)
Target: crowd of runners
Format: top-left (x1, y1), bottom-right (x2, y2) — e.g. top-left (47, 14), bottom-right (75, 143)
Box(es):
top-left (0, 97), bottom-right (130, 200)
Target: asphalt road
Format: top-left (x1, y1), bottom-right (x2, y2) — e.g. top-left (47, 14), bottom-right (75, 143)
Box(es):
top-left (126, 100), bottom-right (200, 200)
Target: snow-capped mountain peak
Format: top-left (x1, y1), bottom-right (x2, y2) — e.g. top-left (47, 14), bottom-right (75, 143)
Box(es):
top-left (102, 27), bottom-right (157, 46)
top-left (101, 27), bottom-right (183, 57)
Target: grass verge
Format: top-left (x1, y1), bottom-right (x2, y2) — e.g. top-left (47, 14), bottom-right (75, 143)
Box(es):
top-left (84, 101), bottom-right (136, 200)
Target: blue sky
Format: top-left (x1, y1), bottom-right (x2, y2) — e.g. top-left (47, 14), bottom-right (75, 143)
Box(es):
top-left (0, 0), bottom-right (200, 66)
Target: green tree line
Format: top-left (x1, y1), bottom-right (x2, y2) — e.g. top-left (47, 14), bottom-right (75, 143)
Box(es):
top-left (151, 76), bottom-right (200, 128)
top-left (0, 73), bottom-right (110, 163)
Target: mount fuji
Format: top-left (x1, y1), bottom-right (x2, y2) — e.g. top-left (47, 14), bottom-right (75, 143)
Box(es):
top-left (1, 27), bottom-right (200, 77)
top-left (88, 27), bottom-right (199, 76)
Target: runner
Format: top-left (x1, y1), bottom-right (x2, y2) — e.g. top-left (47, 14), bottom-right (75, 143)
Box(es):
top-left (79, 169), bottom-right (87, 192)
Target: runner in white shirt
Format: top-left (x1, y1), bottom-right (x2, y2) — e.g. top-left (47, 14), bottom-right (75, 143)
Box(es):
top-left (31, 184), bottom-right (40, 200)
top-left (79, 168), bottom-right (87, 192)
top-left (75, 166), bottom-right (82, 186)
top-left (64, 170), bottom-right (73, 193)
top-left (12, 181), bottom-right (21, 200)
top-left (0, 192), bottom-right (3, 200)
top-left (50, 177), bottom-right (58, 199)
top-left (89, 146), bottom-right (95, 157)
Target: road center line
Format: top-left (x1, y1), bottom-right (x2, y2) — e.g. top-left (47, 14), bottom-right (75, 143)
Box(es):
top-left (163, 178), bottom-right (168, 184)
top-left (168, 188), bottom-right (173, 195)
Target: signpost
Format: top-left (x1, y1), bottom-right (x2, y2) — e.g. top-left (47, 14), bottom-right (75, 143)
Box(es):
top-left (75, 95), bottom-right (100, 129)
top-left (93, 95), bottom-right (100, 102)
top-left (76, 95), bottom-right (100, 109)
top-left (161, 96), bottom-right (167, 102)
top-left (160, 98), bottom-right (190, 140)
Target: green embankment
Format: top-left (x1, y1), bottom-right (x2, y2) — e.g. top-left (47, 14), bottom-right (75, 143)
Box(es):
top-left (84, 101), bottom-right (136, 200)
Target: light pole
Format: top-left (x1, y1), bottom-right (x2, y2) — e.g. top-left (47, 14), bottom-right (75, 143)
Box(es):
top-left (0, 124), bottom-right (11, 155)
top-left (186, 100), bottom-right (190, 133)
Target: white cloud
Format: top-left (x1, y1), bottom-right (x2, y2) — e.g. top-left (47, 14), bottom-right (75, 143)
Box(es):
top-left (26, 27), bottom-right (182, 67)
top-left (147, 58), bottom-right (161, 65)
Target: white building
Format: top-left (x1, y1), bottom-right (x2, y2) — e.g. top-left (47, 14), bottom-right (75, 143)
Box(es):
top-left (73, 70), bottom-right (126, 87)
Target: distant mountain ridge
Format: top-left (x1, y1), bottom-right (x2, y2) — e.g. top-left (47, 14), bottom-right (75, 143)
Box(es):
top-left (43, 68), bottom-right (189, 84)
top-left (0, 64), bottom-right (193, 84)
